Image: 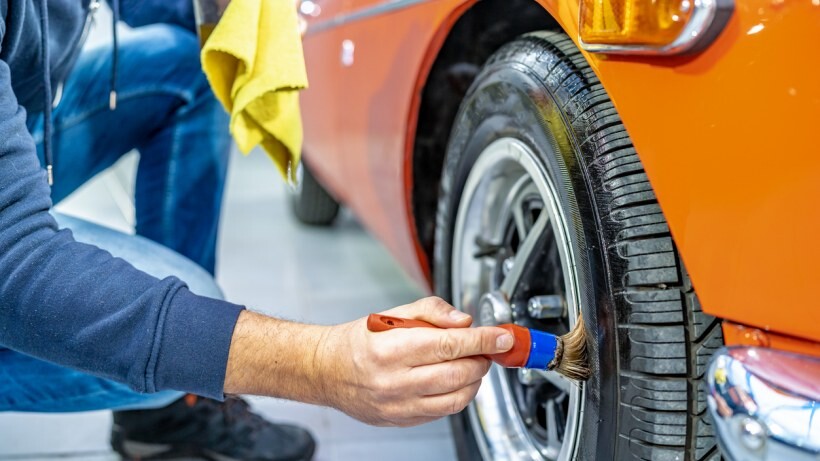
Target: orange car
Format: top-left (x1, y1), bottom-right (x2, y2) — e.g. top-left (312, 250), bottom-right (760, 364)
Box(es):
top-left (290, 0), bottom-right (820, 459)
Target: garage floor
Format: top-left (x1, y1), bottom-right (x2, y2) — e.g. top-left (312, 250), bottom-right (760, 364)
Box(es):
top-left (0, 149), bottom-right (458, 460)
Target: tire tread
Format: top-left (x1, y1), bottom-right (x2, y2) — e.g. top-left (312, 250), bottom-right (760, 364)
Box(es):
top-left (513, 31), bottom-right (723, 461)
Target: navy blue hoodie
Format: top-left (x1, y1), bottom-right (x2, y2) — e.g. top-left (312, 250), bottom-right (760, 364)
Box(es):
top-left (0, 0), bottom-right (244, 400)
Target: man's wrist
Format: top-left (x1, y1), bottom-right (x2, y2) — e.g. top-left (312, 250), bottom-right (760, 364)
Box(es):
top-left (223, 310), bottom-right (332, 403)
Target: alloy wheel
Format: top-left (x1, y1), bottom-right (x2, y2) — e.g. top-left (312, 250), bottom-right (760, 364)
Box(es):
top-left (451, 137), bottom-right (585, 461)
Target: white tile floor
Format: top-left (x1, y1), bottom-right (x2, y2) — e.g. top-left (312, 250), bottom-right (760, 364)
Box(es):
top-left (0, 149), bottom-right (457, 460)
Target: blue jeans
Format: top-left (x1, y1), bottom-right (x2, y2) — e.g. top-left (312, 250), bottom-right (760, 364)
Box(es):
top-left (3, 24), bottom-right (231, 413)
top-left (26, 23), bottom-right (231, 274)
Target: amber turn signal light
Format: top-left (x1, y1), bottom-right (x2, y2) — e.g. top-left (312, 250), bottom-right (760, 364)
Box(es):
top-left (581, 0), bottom-right (692, 45)
top-left (579, 0), bottom-right (734, 55)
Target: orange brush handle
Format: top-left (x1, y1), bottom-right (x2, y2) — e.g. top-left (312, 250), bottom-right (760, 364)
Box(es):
top-left (366, 314), bottom-right (437, 331)
top-left (366, 314), bottom-right (532, 368)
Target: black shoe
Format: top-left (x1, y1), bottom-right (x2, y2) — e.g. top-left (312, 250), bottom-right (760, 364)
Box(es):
top-left (111, 395), bottom-right (316, 461)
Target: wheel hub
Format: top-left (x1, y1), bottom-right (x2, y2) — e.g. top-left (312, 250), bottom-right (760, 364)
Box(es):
top-left (478, 291), bottom-right (512, 327)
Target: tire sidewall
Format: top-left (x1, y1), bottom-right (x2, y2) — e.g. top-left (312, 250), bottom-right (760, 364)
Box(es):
top-left (289, 159), bottom-right (340, 226)
top-left (434, 55), bottom-right (618, 460)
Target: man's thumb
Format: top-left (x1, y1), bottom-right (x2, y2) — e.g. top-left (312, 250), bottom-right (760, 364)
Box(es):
top-left (384, 296), bottom-right (473, 328)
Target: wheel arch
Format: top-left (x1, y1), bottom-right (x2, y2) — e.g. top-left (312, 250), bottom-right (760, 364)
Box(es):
top-left (407, 0), bottom-right (565, 282)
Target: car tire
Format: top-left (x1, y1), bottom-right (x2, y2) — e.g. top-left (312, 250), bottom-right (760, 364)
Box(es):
top-left (289, 160), bottom-right (340, 226)
top-left (434, 31), bottom-right (724, 461)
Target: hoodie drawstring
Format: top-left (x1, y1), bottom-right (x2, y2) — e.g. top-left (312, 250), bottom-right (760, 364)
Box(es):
top-left (38, 0), bottom-right (54, 186)
top-left (109, 0), bottom-right (119, 111)
top-left (38, 0), bottom-right (119, 187)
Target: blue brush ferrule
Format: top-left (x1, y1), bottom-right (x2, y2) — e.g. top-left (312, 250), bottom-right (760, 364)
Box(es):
top-left (524, 328), bottom-right (559, 370)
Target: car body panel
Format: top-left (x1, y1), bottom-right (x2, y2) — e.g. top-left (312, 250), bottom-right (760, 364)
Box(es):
top-left (302, 0), bottom-right (465, 286)
top-left (723, 321), bottom-right (820, 357)
top-left (300, 0), bottom-right (820, 345)
top-left (559, 0), bottom-right (820, 345)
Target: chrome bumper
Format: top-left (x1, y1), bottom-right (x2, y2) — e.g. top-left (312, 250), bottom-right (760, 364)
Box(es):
top-left (706, 347), bottom-right (820, 461)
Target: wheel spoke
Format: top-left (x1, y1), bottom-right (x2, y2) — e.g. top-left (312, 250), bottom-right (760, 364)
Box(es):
top-left (494, 175), bottom-right (532, 242)
top-left (512, 206), bottom-right (531, 243)
top-left (500, 212), bottom-right (549, 298)
top-left (534, 369), bottom-right (572, 394)
top-left (509, 181), bottom-right (538, 241)
top-left (521, 385), bottom-right (539, 427)
top-left (555, 393), bottom-right (568, 441)
top-left (545, 399), bottom-right (562, 449)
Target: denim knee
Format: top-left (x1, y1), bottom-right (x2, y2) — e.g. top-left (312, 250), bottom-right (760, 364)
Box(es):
top-left (124, 24), bottom-right (226, 114)
top-left (142, 24), bottom-right (231, 151)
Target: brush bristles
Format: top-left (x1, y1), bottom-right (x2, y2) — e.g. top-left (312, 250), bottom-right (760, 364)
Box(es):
top-left (549, 314), bottom-right (590, 381)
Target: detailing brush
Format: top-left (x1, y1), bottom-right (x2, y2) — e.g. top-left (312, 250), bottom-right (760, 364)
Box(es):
top-left (367, 313), bottom-right (590, 381)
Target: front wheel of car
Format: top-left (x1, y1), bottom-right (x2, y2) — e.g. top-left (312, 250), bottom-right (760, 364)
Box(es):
top-left (434, 31), bottom-right (724, 461)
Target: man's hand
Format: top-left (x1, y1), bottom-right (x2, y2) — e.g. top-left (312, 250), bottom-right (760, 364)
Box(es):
top-left (223, 297), bottom-right (513, 427)
top-left (315, 297), bottom-right (514, 426)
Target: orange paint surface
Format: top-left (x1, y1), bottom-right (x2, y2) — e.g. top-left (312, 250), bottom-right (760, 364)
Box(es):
top-left (300, 0), bottom-right (820, 343)
top-left (301, 0), bottom-right (465, 287)
top-left (551, 0), bottom-right (820, 343)
top-left (723, 321), bottom-right (820, 358)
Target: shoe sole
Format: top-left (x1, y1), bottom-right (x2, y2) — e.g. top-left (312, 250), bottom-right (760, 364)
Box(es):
top-left (114, 437), bottom-right (316, 461)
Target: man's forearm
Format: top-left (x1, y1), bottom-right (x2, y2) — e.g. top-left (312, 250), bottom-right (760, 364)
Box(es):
top-left (221, 298), bottom-right (516, 427)
top-left (223, 310), bottom-right (332, 404)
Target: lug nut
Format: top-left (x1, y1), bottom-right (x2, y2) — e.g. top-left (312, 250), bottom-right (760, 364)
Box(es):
top-left (502, 257), bottom-right (515, 276)
top-left (528, 295), bottom-right (566, 319)
top-left (518, 368), bottom-right (534, 385)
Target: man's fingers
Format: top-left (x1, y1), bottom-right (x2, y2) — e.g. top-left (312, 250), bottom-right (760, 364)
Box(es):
top-left (392, 416), bottom-right (439, 428)
top-left (382, 296), bottom-right (473, 328)
top-left (374, 377), bottom-right (483, 425)
top-left (430, 327), bottom-right (514, 362)
top-left (387, 325), bottom-right (513, 365)
top-left (409, 356), bottom-right (491, 396)
top-left (419, 380), bottom-right (483, 418)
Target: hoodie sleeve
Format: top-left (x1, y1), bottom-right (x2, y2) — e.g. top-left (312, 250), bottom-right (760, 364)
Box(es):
top-left (0, 55), bottom-right (244, 399)
top-left (115, 0), bottom-right (196, 32)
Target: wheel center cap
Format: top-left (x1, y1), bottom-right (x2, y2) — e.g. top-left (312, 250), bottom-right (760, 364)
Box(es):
top-left (479, 291), bottom-right (513, 326)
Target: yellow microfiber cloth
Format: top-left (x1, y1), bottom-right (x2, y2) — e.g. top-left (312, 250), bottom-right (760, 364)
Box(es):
top-left (201, 0), bottom-right (308, 182)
